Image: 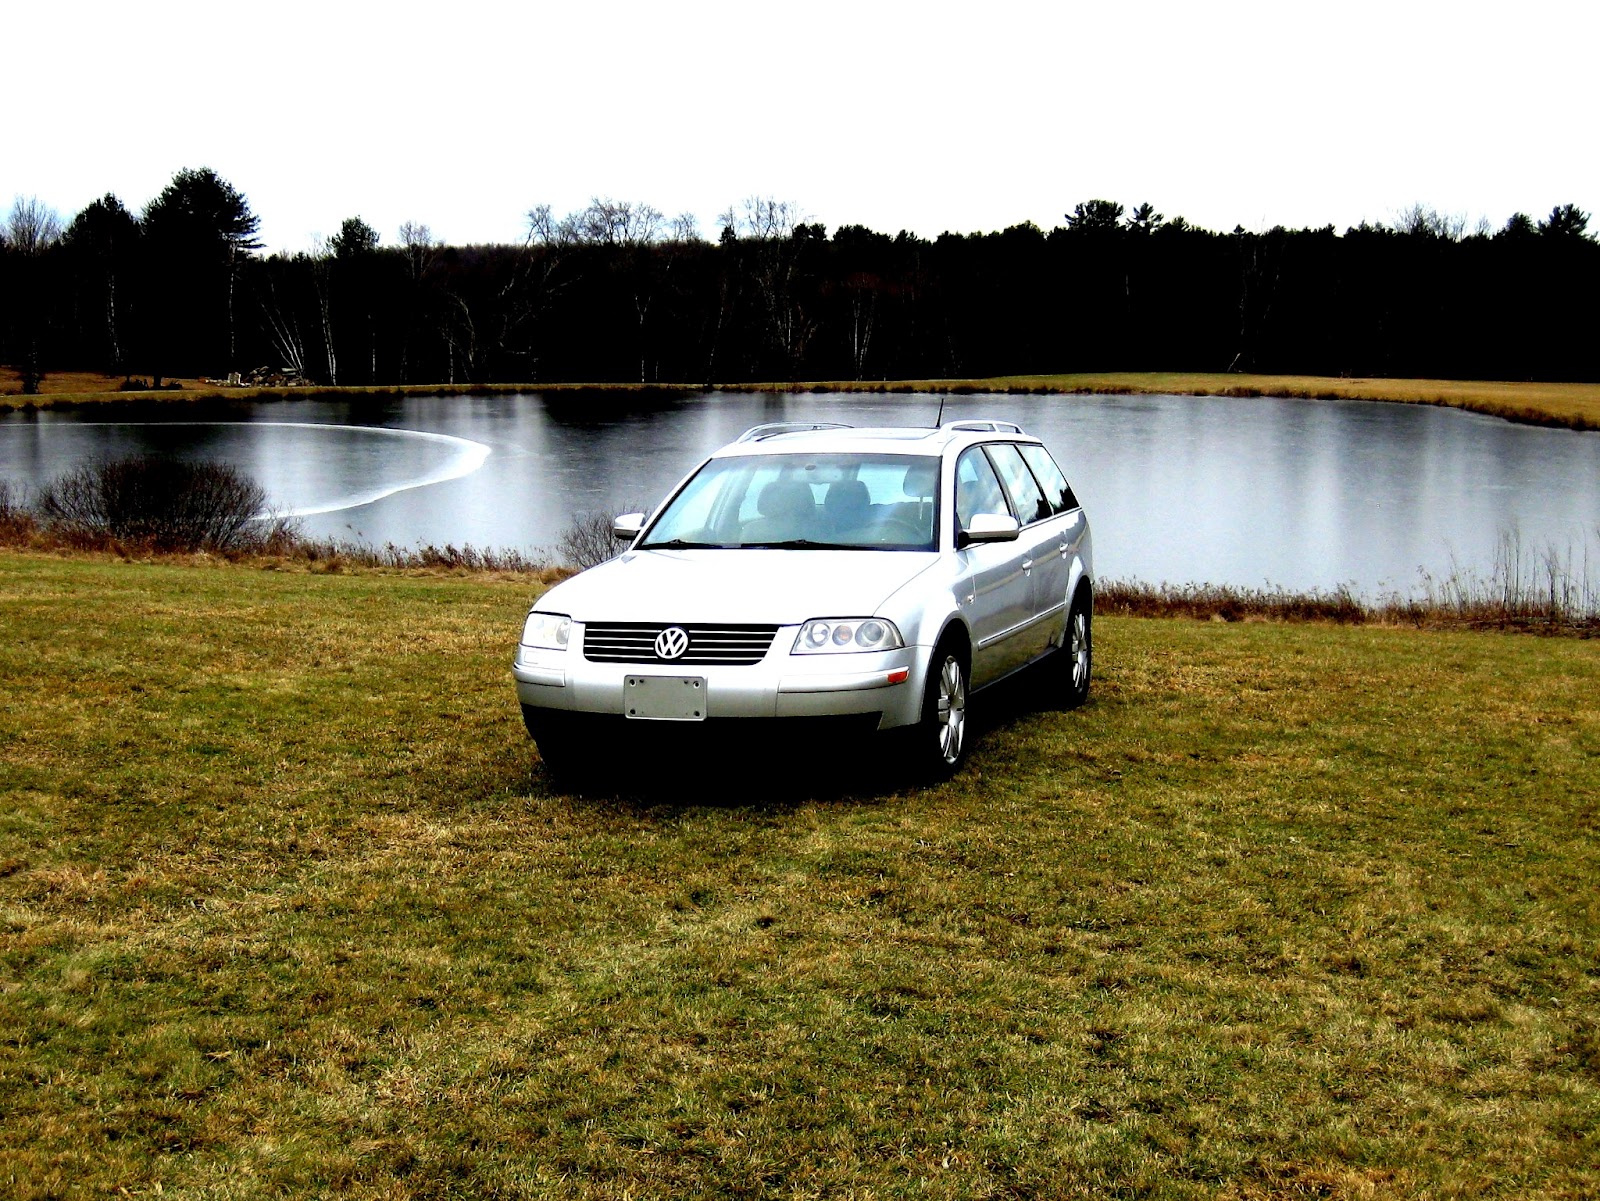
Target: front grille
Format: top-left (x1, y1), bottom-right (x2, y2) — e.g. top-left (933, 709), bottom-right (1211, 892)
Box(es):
top-left (582, 622), bottom-right (781, 666)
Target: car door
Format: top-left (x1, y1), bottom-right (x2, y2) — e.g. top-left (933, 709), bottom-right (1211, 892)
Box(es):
top-left (1017, 441), bottom-right (1089, 647)
top-left (952, 445), bottom-right (1034, 686)
top-left (983, 442), bottom-right (1062, 665)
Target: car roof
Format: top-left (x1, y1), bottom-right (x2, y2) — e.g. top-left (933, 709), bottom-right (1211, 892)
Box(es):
top-left (713, 421), bottom-right (1040, 459)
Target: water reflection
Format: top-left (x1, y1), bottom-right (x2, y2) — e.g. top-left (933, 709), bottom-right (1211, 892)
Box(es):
top-left (2, 392), bottom-right (1597, 595)
top-left (0, 421), bottom-right (489, 519)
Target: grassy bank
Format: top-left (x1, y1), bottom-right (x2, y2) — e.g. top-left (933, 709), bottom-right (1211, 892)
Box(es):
top-left (2, 552), bottom-right (1597, 1198)
top-left (746, 374), bottom-right (1600, 433)
top-left (5, 369), bottom-right (1599, 432)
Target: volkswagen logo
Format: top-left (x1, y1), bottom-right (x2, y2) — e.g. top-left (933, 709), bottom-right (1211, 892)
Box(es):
top-left (654, 626), bottom-right (690, 660)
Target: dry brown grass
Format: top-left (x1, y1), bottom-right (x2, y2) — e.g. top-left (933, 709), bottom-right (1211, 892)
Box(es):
top-left (2, 551), bottom-right (1597, 1198)
top-left (0, 367), bottom-right (208, 396)
top-left (760, 374), bottom-right (1600, 432)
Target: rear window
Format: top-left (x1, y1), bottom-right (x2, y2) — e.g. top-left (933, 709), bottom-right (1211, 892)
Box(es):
top-left (1017, 443), bottom-right (1079, 515)
top-left (986, 443), bottom-right (1052, 525)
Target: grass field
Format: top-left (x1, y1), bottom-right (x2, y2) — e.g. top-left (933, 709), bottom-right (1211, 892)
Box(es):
top-left (2, 552), bottom-right (1597, 1198)
top-left (5, 368), bottom-right (1599, 433)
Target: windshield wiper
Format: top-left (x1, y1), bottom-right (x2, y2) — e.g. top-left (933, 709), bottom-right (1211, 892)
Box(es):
top-left (638, 538), bottom-right (729, 550)
top-left (740, 539), bottom-right (873, 550)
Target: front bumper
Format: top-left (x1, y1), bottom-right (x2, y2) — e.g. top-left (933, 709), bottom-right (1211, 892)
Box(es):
top-left (513, 628), bottom-right (926, 730)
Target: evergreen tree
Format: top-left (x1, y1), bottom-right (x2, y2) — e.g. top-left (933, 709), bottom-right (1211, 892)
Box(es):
top-left (142, 167), bottom-right (261, 377)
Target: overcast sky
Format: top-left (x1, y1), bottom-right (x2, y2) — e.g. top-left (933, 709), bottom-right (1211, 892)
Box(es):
top-left (9, 0), bottom-right (1596, 252)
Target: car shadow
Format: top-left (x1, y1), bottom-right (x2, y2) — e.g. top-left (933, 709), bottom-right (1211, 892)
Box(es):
top-left (528, 657), bottom-right (1068, 809)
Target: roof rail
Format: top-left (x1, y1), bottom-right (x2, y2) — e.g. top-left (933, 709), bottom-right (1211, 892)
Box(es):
top-left (735, 421), bottom-right (853, 443)
top-left (943, 419), bottom-right (1025, 434)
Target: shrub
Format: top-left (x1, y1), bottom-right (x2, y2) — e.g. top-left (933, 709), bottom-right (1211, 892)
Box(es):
top-left (35, 457), bottom-right (269, 552)
top-left (558, 508), bottom-right (630, 571)
top-left (0, 479), bottom-right (36, 540)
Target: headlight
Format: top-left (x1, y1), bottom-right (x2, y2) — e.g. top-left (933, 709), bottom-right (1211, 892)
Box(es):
top-left (521, 611), bottom-right (573, 651)
top-left (792, 617), bottom-right (904, 654)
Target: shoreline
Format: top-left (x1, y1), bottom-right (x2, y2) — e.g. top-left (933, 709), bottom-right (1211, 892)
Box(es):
top-left (3, 372), bottom-right (1599, 432)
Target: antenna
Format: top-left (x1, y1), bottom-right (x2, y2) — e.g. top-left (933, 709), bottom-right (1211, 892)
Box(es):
top-left (934, 395), bottom-right (947, 428)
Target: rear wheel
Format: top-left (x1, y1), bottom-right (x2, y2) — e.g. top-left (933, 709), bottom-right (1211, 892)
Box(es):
top-left (911, 641), bottom-right (970, 780)
top-left (1059, 590), bottom-right (1092, 710)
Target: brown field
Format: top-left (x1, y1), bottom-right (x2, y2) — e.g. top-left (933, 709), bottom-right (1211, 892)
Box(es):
top-left (2, 551), bottom-right (1597, 1198)
top-left (771, 373), bottom-right (1600, 432)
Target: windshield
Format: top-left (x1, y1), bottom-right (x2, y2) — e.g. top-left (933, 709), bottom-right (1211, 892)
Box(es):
top-left (638, 453), bottom-right (940, 551)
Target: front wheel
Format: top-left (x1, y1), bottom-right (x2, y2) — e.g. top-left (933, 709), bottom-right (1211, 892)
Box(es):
top-left (910, 642), bottom-right (970, 780)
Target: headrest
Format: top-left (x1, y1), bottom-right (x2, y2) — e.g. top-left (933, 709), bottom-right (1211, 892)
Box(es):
top-left (757, 479), bottom-right (815, 519)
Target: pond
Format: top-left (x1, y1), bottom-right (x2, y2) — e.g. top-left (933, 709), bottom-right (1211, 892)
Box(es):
top-left (2, 391), bottom-right (1598, 597)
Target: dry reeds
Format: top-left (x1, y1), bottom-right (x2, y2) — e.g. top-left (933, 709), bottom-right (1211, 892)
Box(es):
top-left (5, 468), bottom-right (1596, 629)
top-left (1100, 528), bottom-right (1600, 635)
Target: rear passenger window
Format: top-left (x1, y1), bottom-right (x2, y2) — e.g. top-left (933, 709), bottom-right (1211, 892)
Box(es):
top-left (1018, 443), bottom-right (1079, 514)
top-left (986, 443), bottom-right (1051, 525)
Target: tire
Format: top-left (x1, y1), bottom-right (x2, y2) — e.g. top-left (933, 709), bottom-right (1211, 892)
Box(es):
top-left (911, 640), bottom-right (970, 780)
top-left (1059, 589), bottom-right (1093, 710)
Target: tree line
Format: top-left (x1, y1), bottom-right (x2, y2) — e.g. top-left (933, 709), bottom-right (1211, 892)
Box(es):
top-left (2, 168), bottom-right (1596, 393)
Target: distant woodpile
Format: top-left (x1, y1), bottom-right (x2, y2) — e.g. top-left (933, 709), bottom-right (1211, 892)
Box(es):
top-left (212, 367), bottom-right (312, 388)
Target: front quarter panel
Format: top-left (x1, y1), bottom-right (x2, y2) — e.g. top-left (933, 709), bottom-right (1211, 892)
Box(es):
top-left (877, 553), bottom-right (969, 655)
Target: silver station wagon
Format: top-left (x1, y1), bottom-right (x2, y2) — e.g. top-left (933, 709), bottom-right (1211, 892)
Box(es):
top-left (514, 420), bottom-right (1094, 781)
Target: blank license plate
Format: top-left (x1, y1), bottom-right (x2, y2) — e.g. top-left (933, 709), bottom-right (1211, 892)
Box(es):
top-left (624, 676), bottom-right (707, 721)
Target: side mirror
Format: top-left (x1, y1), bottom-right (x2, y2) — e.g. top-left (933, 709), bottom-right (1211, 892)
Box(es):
top-left (612, 512), bottom-right (646, 541)
top-left (958, 512), bottom-right (1020, 547)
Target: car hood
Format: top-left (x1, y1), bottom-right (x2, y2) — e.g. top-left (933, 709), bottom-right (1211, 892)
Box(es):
top-left (538, 548), bottom-right (941, 624)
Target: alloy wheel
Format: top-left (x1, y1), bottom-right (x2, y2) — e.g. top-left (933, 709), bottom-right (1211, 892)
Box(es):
top-left (1070, 609), bottom-right (1090, 692)
top-left (936, 654), bottom-right (967, 764)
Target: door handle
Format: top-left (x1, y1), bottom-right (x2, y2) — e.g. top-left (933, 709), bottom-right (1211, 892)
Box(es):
top-left (1022, 559), bottom-right (1034, 572)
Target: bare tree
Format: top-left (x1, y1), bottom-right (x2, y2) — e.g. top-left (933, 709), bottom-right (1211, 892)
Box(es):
top-left (1394, 204), bottom-right (1466, 241)
top-left (1227, 228), bottom-right (1286, 373)
top-left (257, 258), bottom-right (311, 380)
top-left (441, 291), bottom-right (478, 384)
top-left (572, 197), bottom-right (663, 247)
top-left (669, 212), bottom-right (701, 244)
top-left (398, 221), bottom-right (440, 281)
top-left (3, 196), bottom-right (63, 255)
top-left (525, 204), bottom-right (571, 248)
top-left (310, 236), bottom-right (337, 384)
top-left (396, 222), bottom-right (440, 383)
top-left (551, 198), bottom-right (672, 381)
top-left (726, 197), bottom-right (816, 377)
top-left (738, 196), bottom-right (801, 241)
top-left (503, 205), bottom-right (583, 381)
top-left (847, 278), bottom-right (876, 379)
top-left (3, 196), bottom-right (63, 393)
